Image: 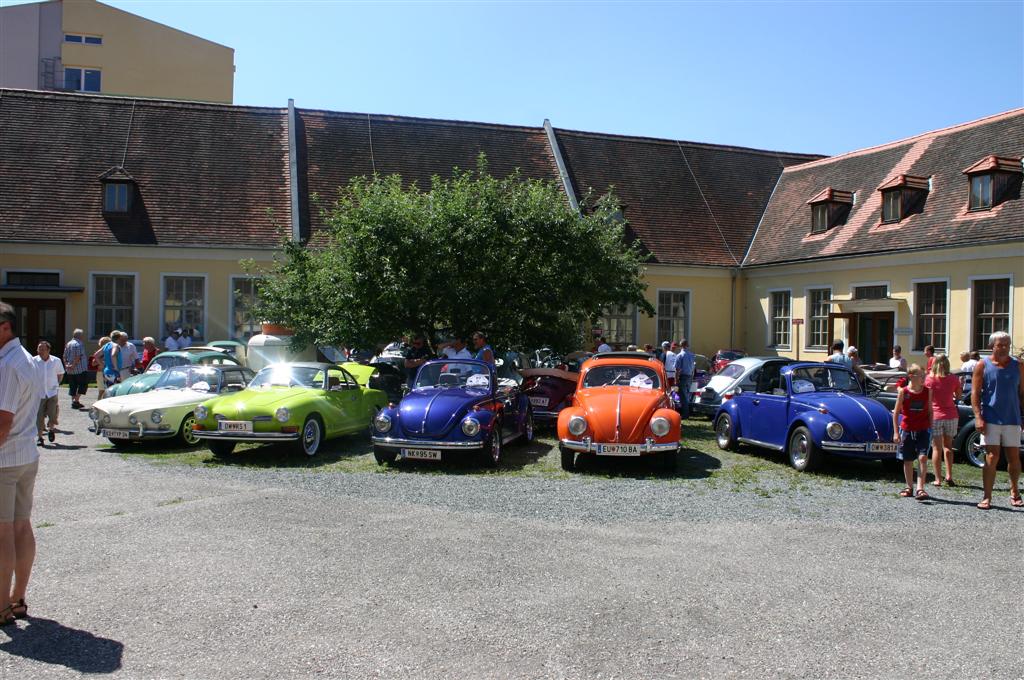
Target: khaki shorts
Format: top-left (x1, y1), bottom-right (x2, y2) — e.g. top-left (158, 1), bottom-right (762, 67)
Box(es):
top-left (0, 460), bottom-right (39, 522)
top-left (37, 395), bottom-right (58, 432)
top-left (931, 418), bottom-right (958, 440)
top-left (981, 423), bottom-right (1023, 448)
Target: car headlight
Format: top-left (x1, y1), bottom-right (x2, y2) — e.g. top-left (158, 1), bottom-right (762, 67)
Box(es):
top-left (374, 413), bottom-right (392, 433)
top-left (568, 415), bottom-right (587, 436)
top-left (89, 408), bottom-right (99, 421)
top-left (462, 418), bottom-right (481, 437)
top-left (128, 415), bottom-right (138, 425)
top-left (826, 422), bottom-right (844, 440)
top-left (151, 410), bottom-right (163, 424)
top-left (275, 407), bottom-right (291, 423)
top-left (650, 416), bottom-right (670, 437)
top-left (194, 405), bottom-right (207, 420)
top-left (102, 414), bottom-right (111, 425)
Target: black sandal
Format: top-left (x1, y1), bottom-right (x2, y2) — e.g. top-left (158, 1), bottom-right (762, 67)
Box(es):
top-left (10, 599), bottom-right (28, 619)
top-left (0, 604), bottom-right (15, 626)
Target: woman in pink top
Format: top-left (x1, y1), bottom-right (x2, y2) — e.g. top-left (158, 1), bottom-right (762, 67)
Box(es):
top-left (926, 354), bottom-right (962, 487)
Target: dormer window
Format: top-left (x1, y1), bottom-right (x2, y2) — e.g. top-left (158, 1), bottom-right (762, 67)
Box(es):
top-left (806, 187), bottom-right (853, 233)
top-left (877, 174), bottom-right (929, 224)
top-left (99, 166), bottom-right (135, 214)
top-left (963, 156), bottom-right (1022, 212)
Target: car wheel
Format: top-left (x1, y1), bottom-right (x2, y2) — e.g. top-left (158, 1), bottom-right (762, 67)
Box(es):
top-left (373, 446), bottom-right (397, 466)
top-left (178, 413), bottom-right (199, 446)
top-left (961, 427), bottom-right (985, 468)
top-left (208, 440), bottom-right (235, 458)
top-left (299, 415), bottom-right (323, 457)
top-left (481, 419), bottom-right (502, 468)
top-left (715, 413), bottom-right (738, 451)
top-left (523, 409), bottom-right (534, 443)
top-left (788, 426), bottom-right (821, 472)
top-left (559, 445), bottom-right (575, 471)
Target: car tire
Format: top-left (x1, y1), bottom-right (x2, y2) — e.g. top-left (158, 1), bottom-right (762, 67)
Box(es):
top-left (178, 413), bottom-right (199, 446)
top-left (481, 419), bottom-right (502, 468)
top-left (208, 440), bottom-right (235, 458)
top-left (788, 426), bottom-right (821, 472)
top-left (957, 426), bottom-right (986, 469)
top-left (522, 409), bottom-right (534, 444)
top-left (298, 415), bottom-right (323, 457)
top-left (715, 413), bottom-right (738, 451)
top-left (373, 447), bottom-right (397, 465)
top-left (559, 445), bottom-right (575, 471)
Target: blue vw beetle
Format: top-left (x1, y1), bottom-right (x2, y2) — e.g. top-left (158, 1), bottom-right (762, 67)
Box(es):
top-left (713, 362), bottom-right (896, 471)
top-left (371, 358), bottom-right (534, 467)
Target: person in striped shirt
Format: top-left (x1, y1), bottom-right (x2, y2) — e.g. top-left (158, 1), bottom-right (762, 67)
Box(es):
top-left (62, 329), bottom-right (88, 409)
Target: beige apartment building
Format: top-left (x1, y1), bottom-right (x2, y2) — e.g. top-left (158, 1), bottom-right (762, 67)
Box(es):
top-left (0, 0), bottom-right (233, 102)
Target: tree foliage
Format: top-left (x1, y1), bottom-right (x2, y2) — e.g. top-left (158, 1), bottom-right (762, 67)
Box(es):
top-left (250, 155), bottom-right (652, 353)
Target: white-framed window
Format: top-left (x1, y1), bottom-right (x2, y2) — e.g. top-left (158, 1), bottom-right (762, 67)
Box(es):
top-left (656, 291), bottom-right (689, 344)
top-left (230, 276), bottom-right (262, 341)
top-left (162, 275), bottom-right (207, 341)
top-left (769, 290), bottom-right (791, 348)
top-left (972, 277), bottom-right (1011, 351)
top-left (914, 280), bottom-right (948, 351)
top-left (63, 66), bottom-right (101, 92)
top-left (806, 288), bottom-right (831, 350)
top-left (92, 273), bottom-right (135, 339)
top-left (596, 303), bottom-right (637, 348)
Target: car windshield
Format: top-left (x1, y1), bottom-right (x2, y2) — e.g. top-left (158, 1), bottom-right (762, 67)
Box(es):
top-left (414, 362), bottom-right (492, 390)
top-left (583, 365), bottom-right (661, 389)
top-left (153, 366), bottom-right (223, 393)
top-left (250, 365), bottom-right (325, 389)
top-left (791, 366), bottom-right (862, 394)
top-left (146, 355), bottom-right (189, 373)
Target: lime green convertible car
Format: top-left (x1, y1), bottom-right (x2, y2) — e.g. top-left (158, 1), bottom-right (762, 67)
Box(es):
top-left (192, 362), bottom-right (386, 457)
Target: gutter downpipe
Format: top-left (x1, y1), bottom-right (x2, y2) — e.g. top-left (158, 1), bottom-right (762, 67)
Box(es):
top-left (543, 119), bottom-right (579, 212)
top-left (287, 98), bottom-right (302, 242)
top-left (730, 268), bottom-right (738, 349)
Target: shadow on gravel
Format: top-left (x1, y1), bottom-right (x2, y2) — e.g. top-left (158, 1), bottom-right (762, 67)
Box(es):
top-left (570, 447), bottom-right (720, 480)
top-left (113, 435), bottom-right (375, 469)
top-left (0, 617), bottom-right (124, 673)
top-left (928, 496), bottom-right (1020, 512)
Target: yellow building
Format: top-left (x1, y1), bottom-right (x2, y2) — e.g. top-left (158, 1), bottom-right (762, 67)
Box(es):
top-left (0, 0), bottom-right (233, 103)
top-left (742, 109), bottom-right (1024, 368)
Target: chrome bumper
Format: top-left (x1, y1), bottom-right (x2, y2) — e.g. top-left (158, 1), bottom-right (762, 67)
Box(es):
top-left (193, 430), bottom-right (300, 442)
top-left (94, 425), bottom-right (176, 441)
top-left (372, 436), bottom-right (484, 450)
top-left (532, 410), bottom-right (561, 419)
top-left (560, 437), bottom-right (678, 454)
top-left (822, 441), bottom-right (897, 456)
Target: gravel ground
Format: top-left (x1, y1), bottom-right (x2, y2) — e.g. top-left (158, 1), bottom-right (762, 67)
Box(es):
top-left (2, 391), bottom-right (1022, 679)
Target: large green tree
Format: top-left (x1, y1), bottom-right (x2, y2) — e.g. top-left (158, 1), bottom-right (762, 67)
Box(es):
top-left (250, 156), bottom-right (652, 353)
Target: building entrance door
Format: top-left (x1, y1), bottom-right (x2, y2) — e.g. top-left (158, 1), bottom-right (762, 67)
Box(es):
top-left (6, 298), bottom-right (65, 356)
top-left (855, 312), bottom-right (893, 365)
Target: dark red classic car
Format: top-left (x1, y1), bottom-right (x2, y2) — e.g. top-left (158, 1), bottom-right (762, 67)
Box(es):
top-left (520, 368), bottom-right (579, 425)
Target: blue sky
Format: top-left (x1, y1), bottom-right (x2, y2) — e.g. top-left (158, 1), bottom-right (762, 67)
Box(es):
top-left (7, 0), bottom-right (1023, 155)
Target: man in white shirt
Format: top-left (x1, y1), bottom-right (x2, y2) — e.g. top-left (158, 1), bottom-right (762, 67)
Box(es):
top-left (164, 328), bottom-right (183, 351)
top-left (664, 341), bottom-right (680, 387)
top-left (179, 329), bottom-right (193, 349)
top-left (441, 336), bottom-right (472, 360)
top-left (119, 338), bottom-right (139, 375)
top-left (596, 337), bottom-right (612, 353)
top-left (0, 302), bottom-right (42, 624)
top-left (889, 345), bottom-right (908, 372)
top-left (31, 341), bottom-right (64, 445)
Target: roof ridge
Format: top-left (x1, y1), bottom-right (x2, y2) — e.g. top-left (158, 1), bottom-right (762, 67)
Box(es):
top-left (0, 88), bottom-right (283, 113)
top-left (297, 107), bottom-right (546, 134)
top-left (553, 126), bottom-right (823, 160)
top-left (783, 108), bottom-right (1024, 172)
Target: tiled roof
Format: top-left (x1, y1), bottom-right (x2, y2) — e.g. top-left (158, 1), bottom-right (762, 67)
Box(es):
top-left (296, 109), bottom-right (562, 240)
top-left (0, 89), bottom-right (291, 247)
top-left (745, 109), bottom-right (1024, 267)
top-left (552, 129), bottom-right (821, 267)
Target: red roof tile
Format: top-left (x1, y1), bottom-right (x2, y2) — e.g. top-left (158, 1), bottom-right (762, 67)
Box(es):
top-left (745, 109), bottom-right (1024, 266)
top-left (962, 155), bottom-right (1022, 175)
top-left (0, 89), bottom-right (291, 248)
top-left (552, 129), bottom-right (821, 267)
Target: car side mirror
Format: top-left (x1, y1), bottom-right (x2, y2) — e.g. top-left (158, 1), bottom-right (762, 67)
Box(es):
top-left (732, 387), bottom-right (742, 396)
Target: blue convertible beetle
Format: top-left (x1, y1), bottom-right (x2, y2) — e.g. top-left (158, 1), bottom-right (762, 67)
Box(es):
top-left (371, 358), bottom-right (534, 467)
top-left (713, 362), bottom-right (896, 471)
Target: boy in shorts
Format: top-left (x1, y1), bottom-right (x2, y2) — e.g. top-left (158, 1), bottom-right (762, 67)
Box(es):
top-left (892, 364), bottom-right (933, 500)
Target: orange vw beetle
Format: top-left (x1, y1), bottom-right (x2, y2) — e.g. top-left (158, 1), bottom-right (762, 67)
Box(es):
top-left (557, 352), bottom-right (681, 471)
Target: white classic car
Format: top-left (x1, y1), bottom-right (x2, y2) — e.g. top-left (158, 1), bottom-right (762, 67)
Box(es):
top-left (90, 364), bottom-right (255, 446)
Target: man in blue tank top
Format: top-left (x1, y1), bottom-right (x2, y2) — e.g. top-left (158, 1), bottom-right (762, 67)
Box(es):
top-left (971, 331), bottom-right (1023, 510)
top-left (471, 331), bottom-right (495, 367)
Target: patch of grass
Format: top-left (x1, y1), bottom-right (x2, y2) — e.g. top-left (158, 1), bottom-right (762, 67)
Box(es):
top-left (157, 496), bottom-right (186, 507)
top-left (35, 521), bottom-right (55, 529)
top-left (110, 511), bottom-right (126, 517)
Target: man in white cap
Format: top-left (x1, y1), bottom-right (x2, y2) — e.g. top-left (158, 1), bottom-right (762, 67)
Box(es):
top-left (164, 328), bottom-right (183, 352)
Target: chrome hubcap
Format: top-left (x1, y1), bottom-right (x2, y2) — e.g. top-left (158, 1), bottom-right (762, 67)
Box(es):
top-left (967, 433), bottom-right (985, 466)
top-left (492, 429), bottom-right (502, 462)
top-left (716, 418), bottom-right (730, 447)
top-left (526, 414), bottom-right (534, 441)
top-left (303, 420), bottom-right (320, 455)
top-left (791, 434), bottom-right (808, 466)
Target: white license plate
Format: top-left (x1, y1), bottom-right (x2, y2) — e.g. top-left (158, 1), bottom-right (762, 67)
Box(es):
top-left (870, 442), bottom-right (897, 453)
top-left (219, 421), bottom-right (253, 432)
top-left (401, 448), bottom-right (442, 460)
top-left (596, 443), bottom-right (643, 456)
top-left (528, 396), bottom-right (549, 407)
top-left (102, 429), bottom-right (130, 439)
